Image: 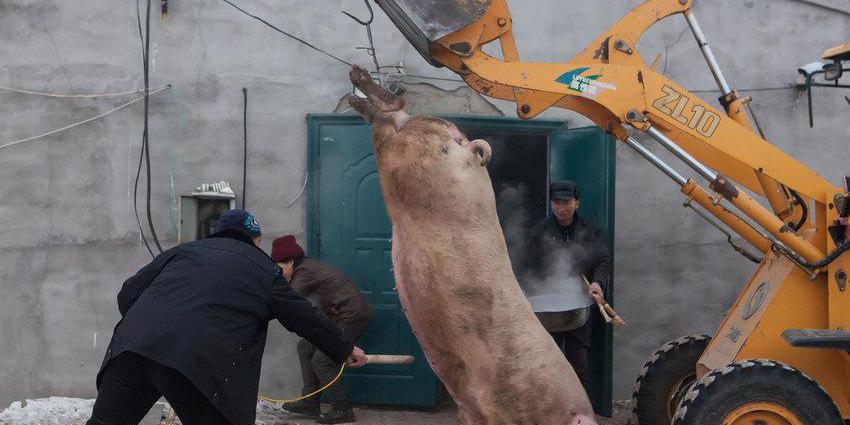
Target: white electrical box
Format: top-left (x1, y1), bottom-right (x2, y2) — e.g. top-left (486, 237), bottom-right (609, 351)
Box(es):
top-left (178, 193), bottom-right (237, 243)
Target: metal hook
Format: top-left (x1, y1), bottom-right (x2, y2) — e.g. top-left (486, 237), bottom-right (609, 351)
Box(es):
top-left (341, 0), bottom-right (373, 26)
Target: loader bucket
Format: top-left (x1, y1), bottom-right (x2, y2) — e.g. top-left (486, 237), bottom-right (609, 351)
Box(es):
top-left (374, 0), bottom-right (492, 66)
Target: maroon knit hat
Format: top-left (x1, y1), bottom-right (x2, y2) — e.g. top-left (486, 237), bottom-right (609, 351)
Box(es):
top-left (271, 235), bottom-right (305, 262)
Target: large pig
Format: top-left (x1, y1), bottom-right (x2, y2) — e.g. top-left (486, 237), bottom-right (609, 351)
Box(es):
top-left (348, 66), bottom-right (597, 425)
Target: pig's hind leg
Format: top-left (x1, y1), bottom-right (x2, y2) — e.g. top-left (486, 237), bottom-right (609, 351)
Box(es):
top-left (349, 66), bottom-right (410, 146)
top-left (349, 66), bottom-right (404, 113)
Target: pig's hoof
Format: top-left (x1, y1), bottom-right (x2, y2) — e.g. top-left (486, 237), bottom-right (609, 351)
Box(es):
top-left (348, 66), bottom-right (405, 112)
top-left (469, 139), bottom-right (492, 166)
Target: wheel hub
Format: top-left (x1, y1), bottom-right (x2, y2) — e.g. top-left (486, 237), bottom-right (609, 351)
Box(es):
top-left (723, 402), bottom-right (804, 425)
top-left (666, 374), bottom-right (696, 420)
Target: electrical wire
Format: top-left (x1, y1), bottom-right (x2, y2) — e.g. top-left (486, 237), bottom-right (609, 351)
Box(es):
top-left (221, 0), bottom-right (355, 67)
top-left (788, 0), bottom-right (850, 16)
top-left (404, 74), bottom-right (465, 83)
top-left (133, 0), bottom-right (155, 258)
top-left (165, 89), bottom-right (183, 235)
top-left (143, 0), bottom-right (163, 254)
top-left (690, 86), bottom-right (795, 94)
top-left (285, 171), bottom-right (308, 208)
top-left (0, 84), bottom-right (168, 98)
top-left (134, 0), bottom-right (164, 258)
top-left (135, 0), bottom-right (155, 258)
top-left (242, 87), bottom-right (248, 210)
top-left (403, 74), bottom-right (798, 93)
top-left (0, 86), bottom-right (170, 151)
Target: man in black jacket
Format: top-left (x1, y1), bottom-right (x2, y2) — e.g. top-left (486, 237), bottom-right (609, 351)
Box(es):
top-left (86, 209), bottom-right (367, 425)
top-left (526, 181), bottom-right (611, 387)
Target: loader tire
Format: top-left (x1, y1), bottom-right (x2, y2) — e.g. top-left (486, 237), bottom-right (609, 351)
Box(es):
top-left (672, 359), bottom-right (842, 425)
top-left (631, 334), bottom-right (710, 425)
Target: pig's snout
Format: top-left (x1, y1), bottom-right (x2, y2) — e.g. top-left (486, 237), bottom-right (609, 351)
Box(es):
top-left (468, 139), bottom-right (492, 166)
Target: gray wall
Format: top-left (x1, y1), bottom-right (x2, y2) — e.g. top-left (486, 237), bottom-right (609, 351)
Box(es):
top-left (1, 0), bottom-right (848, 408)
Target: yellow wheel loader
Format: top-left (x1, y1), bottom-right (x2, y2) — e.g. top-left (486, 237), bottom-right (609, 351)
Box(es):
top-left (373, 1), bottom-right (850, 424)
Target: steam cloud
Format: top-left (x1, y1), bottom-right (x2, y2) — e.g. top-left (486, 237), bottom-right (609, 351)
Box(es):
top-left (497, 183), bottom-right (593, 312)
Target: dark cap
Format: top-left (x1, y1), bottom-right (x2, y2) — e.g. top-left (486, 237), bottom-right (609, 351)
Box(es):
top-left (215, 209), bottom-right (262, 238)
top-left (271, 235), bottom-right (305, 262)
top-left (550, 180), bottom-right (579, 201)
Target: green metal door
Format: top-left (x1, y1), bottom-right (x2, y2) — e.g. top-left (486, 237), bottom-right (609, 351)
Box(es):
top-left (307, 114), bottom-right (614, 413)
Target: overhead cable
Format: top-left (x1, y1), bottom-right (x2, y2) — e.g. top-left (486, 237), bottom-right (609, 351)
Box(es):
top-left (0, 85), bottom-right (171, 151)
top-left (221, 0), bottom-right (355, 67)
top-left (788, 0), bottom-right (850, 16)
top-left (0, 84), bottom-right (169, 99)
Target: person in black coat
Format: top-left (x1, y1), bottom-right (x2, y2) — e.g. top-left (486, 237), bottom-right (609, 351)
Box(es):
top-left (525, 181), bottom-right (611, 387)
top-left (86, 209), bottom-right (367, 425)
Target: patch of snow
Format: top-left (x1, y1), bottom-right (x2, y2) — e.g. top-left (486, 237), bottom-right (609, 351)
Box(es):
top-left (0, 397), bottom-right (94, 425)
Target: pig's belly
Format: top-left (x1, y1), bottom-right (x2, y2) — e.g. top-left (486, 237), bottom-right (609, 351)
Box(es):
top-left (391, 231), bottom-right (595, 425)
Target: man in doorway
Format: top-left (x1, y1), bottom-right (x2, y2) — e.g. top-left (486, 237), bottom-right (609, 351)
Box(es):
top-left (272, 235), bottom-right (373, 424)
top-left (527, 180), bottom-right (611, 387)
top-left (87, 210), bottom-right (367, 425)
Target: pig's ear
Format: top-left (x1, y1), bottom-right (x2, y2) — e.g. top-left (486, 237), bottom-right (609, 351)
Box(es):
top-left (469, 139), bottom-right (492, 166)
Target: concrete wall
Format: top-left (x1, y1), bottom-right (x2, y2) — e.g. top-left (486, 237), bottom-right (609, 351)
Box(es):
top-left (1, 0), bottom-right (848, 408)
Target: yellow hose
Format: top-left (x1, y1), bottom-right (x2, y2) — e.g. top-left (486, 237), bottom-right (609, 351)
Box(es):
top-left (162, 363), bottom-right (347, 424)
top-left (258, 362), bottom-right (347, 404)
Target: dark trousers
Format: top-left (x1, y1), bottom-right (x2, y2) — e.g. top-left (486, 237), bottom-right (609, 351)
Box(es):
top-left (297, 320), bottom-right (369, 411)
top-left (87, 352), bottom-right (232, 425)
top-left (550, 322), bottom-right (591, 388)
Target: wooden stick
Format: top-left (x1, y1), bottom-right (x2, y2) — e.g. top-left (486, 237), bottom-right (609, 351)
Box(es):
top-left (581, 275), bottom-right (625, 326)
top-left (597, 302), bottom-right (612, 323)
top-left (603, 303), bottom-right (626, 326)
top-left (366, 354), bottom-right (415, 365)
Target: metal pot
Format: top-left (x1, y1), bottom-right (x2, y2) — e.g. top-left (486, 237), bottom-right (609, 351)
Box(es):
top-left (526, 293), bottom-right (593, 332)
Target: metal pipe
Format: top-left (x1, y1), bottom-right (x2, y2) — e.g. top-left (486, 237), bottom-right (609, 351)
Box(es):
top-left (681, 180), bottom-right (773, 255)
top-left (685, 11), bottom-right (732, 95)
top-left (641, 126), bottom-right (825, 263)
top-left (645, 127), bottom-right (718, 182)
top-left (624, 136), bottom-right (688, 186)
top-left (684, 201), bottom-right (764, 263)
top-left (623, 136), bottom-right (771, 260)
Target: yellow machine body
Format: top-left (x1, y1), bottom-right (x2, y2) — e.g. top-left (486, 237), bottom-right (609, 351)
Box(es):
top-left (375, 0), bottom-right (850, 419)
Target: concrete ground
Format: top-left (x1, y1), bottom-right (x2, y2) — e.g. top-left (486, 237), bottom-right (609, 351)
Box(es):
top-left (0, 398), bottom-right (631, 425)
top-left (250, 400), bottom-right (632, 425)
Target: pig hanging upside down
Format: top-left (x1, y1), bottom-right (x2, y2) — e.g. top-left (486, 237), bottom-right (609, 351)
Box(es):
top-left (348, 66), bottom-right (597, 425)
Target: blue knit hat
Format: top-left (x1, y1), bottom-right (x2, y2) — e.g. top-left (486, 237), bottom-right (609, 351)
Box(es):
top-left (215, 209), bottom-right (262, 238)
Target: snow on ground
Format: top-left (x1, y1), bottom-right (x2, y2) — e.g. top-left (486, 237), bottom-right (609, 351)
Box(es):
top-left (0, 398), bottom-right (164, 425)
top-left (0, 397), bottom-right (94, 425)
